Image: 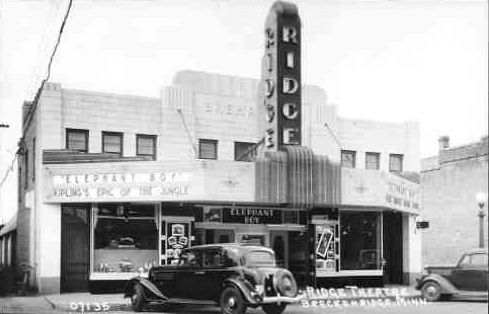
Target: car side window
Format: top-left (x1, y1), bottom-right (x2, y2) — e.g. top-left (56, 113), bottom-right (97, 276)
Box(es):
top-left (179, 250), bottom-right (202, 267)
top-left (470, 253), bottom-right (488, 266)
top-left (202, 249), bottom-right (224, 268)
top-left (459, 254), bottom-right (470, 266)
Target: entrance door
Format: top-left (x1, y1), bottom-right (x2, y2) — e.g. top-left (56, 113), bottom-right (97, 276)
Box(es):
top-left (270, 231), bottom-right (288, 268)
top-left (383, 212), bottom-right (403, 284)
top-left (214, 230), bottom-right (234, 244)
top-left (61, 205), bottom-right (90, 292)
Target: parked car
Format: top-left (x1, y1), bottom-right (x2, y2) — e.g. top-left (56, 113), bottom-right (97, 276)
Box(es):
top-left (416, 248), bottom-right (488, 301)
top-left (124, 243), bottom-right (303, 313)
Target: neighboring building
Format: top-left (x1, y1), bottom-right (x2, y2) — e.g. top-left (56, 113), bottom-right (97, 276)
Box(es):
top-left (421, 136), bottom-right (489, 266)
top-left (17, 70), bottom-right (420, 294)
top-left (0, 214), bottom-right (17, 267)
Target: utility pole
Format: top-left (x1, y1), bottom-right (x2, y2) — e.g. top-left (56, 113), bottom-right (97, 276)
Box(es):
top-left (0, 123), bottom-right (10, 224)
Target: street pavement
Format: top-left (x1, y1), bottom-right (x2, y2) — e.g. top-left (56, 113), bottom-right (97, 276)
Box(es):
top-left (61, 301), bottom-right (488, 314)
top-left (1, 299), bottom-right (487, 314)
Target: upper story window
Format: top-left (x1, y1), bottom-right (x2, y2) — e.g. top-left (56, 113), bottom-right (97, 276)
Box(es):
top-left (341, 150), bottom-right (356, 168)
top-left (66, 128), bottom-right (89, 152)
top-left (389, 154), bottom-right (403, 172)
top-left (365, 152), bottom-right (380, 170)
top-left (199, 139), bottom-right (218, 160)
top-left (136, 134), bottom-right (157, 160)
top-left (234, 141), bottom-right (255, 161)
top-left (102, 131), bottom-right (123, 156)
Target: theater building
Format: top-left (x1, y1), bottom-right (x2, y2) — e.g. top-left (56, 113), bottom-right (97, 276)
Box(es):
top-left (15, 69), bottom-right (421, 294)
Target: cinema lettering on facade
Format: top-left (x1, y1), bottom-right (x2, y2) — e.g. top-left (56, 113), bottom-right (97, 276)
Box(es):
top-left (15, 1), bottom-right (422, 294)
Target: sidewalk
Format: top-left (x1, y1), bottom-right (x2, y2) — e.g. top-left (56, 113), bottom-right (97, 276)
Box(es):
top-left (1, 285), bottom-right (422, 313)
top-left (0, 295), bottom-right (57, 314)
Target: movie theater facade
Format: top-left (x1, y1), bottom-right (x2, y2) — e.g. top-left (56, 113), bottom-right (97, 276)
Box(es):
top-left (17, 71), bottom-right (421, 294)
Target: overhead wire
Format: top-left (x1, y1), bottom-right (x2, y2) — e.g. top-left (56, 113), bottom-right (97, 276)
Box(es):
top-left (0, 0), bottom-right (74, 193)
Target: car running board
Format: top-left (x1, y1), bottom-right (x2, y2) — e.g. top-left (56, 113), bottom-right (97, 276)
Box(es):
top-left (164, 298), bottom-right (217, 306)
top-left (453, 291), bottom-right (488, 298)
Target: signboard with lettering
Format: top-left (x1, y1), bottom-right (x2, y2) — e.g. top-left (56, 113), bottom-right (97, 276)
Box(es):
top-left (222, 207), bottom-right (282, 224)
top-left (44, 168), bottom-right (204, 203)
top-left (341, 168), bottom-right (420, 214)
top-left (261, 1), bottom-right (302, 151)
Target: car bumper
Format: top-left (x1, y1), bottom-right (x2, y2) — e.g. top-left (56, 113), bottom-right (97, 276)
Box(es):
top-left (261, 294), bottom-right (305, 304)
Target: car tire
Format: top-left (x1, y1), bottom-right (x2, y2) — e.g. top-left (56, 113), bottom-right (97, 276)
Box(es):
top-left (421, 281), bottom-right (442, 302)
top-left (131, 283), bottom-right (146, 312)
top-left (262, 303), bottom-right (286, 314)
top-left (220, 287), bottom-right (247, 314)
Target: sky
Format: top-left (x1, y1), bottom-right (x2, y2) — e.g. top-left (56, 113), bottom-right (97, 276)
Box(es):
top-left (0, 0), bottom-right (487, 223)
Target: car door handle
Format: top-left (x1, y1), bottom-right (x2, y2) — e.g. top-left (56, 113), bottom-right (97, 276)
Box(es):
top-left (194, 271), bottom-right (205, 275)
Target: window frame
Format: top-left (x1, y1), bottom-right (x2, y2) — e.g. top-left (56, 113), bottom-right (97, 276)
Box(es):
top-left (234, 141), bottom-right (256, 161)
top-left (136, 134), bottom-right (157, 160)
top-left (102, 131), bottom-right (124, 156)
top-left (389, 154), bottom-right (404, 172)
top-left (341, 150), bottom-right (356, 168)
top-left (365, 152), bottom-right (380, 170)
top-left (198, 139), bottom-right (218, 160)
top-left (66, 128), bottom-right (89, 153)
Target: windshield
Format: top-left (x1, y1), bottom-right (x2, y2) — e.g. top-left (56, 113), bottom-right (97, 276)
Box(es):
top-left (245, 250), bottom-right (276, 266)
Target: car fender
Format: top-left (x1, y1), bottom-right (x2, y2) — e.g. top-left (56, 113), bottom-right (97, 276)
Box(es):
top-left (124, 277), bottom-right (168, 300)
top-left (223, 277), bottom-right (256, 304)
top-left (418, 274), bottom-right (458, 295)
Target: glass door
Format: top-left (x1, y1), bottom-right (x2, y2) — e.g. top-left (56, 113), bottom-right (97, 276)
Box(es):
top-left (270, 231), bottom-right (288, 268)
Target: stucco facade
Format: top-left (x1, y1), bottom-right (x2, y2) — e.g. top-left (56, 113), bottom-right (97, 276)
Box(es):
top-left (17, 70), bottom-right (421, 293)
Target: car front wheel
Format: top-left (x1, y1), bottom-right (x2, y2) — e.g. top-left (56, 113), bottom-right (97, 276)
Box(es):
top-left (262, 303), bottom-right (286, 314)
top-left (220, 287), bottom-right (247, 314)
top-left (131, 283), bottom-right (146, 312)
top-left (421, 281), bottom-right (442, 301)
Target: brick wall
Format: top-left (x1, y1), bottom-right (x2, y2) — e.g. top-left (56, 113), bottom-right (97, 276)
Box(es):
top-left (421, 137), bottom-right (489, 266)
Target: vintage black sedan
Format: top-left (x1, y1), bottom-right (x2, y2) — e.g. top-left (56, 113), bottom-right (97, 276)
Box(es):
top-left (416, 248), bottom-right (488, 301)
top-left (124, 243), bottom-right (303, 313)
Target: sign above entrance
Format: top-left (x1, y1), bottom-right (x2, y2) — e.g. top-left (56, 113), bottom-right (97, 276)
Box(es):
top-left (261, 1), bottom-right (302, 151)
top-left (223, 207), bottom-right (282, 224)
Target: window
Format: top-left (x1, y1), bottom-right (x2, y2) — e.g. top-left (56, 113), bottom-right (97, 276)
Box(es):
top-left (340, 212), bottom-right (381, 270)
top-left (234, 141), bottom-right (256, 161)
top-left (341, 150), bottom-right (356, 168)
top-left (199, 139), bottom-right (218, 159)
top-left (203, 249), bottom-right (225, 267)
top-left (389, 154), bottom-right (403, 172)
top-left (365, 152), bottom-right (380, 170)
top-left (93, 204), bottom-right (158, 274)
top-left (460, 253), bottom-right (488, 266)
top-left (102, 131), bottom-right (123, 156)
top-left (179, 250), bottom-right (202, 267)
top-left (136, 134), bottom-right (156, 160)
top-left (66, 128), bottom-right (89, 152)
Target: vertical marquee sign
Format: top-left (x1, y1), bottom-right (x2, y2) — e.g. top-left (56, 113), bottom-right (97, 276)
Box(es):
top-left (262, 1), bottom-right (302, 151)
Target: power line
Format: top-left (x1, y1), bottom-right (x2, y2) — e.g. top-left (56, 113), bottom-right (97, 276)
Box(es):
top-left (0, 0), bottom-right (74, 193)
top-left (22, 0), bottom-right (74, 136)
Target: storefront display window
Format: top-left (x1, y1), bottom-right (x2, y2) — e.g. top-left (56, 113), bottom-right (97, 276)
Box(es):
top-left (340, 212), bottom-right (381, 270)
top-left (315, 223), bottom-right (337, 272)
top-left (93, 203), bottom-right (158, 274)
